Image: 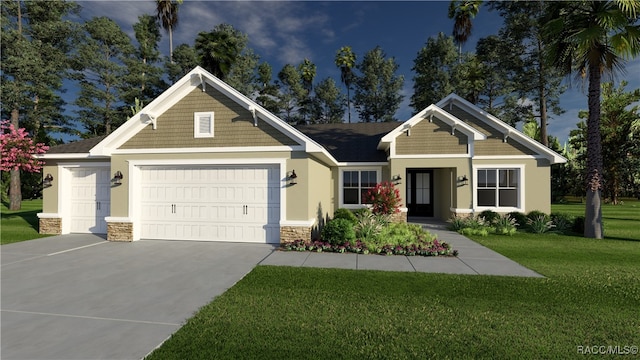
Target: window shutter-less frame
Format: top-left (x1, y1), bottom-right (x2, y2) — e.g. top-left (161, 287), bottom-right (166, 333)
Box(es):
top-left (194, 112), bottom-right (214, 138)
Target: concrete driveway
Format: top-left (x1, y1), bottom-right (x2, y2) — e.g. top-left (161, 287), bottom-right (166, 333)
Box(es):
top-left (1, 235), bottom-right (276, 360)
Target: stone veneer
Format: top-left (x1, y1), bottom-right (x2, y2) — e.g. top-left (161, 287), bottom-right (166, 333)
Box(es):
top-left (39, 218), bottom-right (62, 234)
top-left (390, 210), bottom-right (408, 223)
top-left (107, 222), bottom-right (134, 242)
top-left (280, 226), bottom-right (312, 243)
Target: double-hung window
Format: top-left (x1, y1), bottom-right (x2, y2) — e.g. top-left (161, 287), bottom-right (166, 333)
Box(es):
top-left (341, 169), bottom-right (379, 207)
top-left (476, 168), bottom-right (521, 209)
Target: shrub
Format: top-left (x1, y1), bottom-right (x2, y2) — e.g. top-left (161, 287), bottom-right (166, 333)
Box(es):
top-left (447, 215), bottom-right (491, 236)
top-left (551, 212), bottom-right (574, 233)
top-left (354, 211), bottom-right (385, 241)
top-left (572, 216), bottom-right (585, 234)
top-left (333, 208), bottom-right (358, 225)
top-left (363, 182), bottom-right (402, 215)
top-left (527, 215), bottom-right (555, 234)
top-left (321, 218), bottom-right (356, 245)
top-left (447, 216), bottom-right (467, 231)
top-left (493, 214), bottom-right (518, 236)
top-left (526, 210), bottom-right (549, 222)
top-left (352, 207), bottom-right (372, 219)
top-left (479, 210), bottom-right (500, 224)
top-left (507, 212), bottom-right (528, 229)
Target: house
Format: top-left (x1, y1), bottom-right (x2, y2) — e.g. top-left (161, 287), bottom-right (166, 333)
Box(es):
top-left (37, 66), bottom-right (566, 243)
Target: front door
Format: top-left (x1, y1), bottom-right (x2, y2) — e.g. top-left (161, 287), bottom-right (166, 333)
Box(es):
top-left (407, 169), bottom-right (434, 217)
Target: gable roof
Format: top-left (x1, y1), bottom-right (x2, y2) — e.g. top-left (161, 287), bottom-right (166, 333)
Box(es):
top-left (82, 66), bottom-right (338, 164)
top-left (297, 123), bottom-right (399, 163)
top-left (378, 104), bottom-right (486, 151)
top-left (437, 94), bottom-right (567, 164)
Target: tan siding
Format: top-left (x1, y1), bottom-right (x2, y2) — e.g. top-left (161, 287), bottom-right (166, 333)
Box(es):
top-left (120, 87), bottom-right (298, 149)
top-left (448, 105), bottom-right (538, 156)
top-left (395, 117), bottom-right (468, 155)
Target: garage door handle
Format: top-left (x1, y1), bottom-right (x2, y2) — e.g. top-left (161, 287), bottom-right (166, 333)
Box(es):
top-left (243, 205), bottom-right (248, 215)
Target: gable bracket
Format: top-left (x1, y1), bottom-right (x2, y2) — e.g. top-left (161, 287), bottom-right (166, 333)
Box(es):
top-left (248, 105), bottom-right (258, 127)
top-left (198, 73), bottom-right (206, 92)
top-left (142, 113), bottom-right (157, 130)
top-left (503, 131), bottom-right (511, 143)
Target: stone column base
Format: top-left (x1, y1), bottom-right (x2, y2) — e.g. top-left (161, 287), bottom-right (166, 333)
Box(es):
top-left (107, 221), bottom-right (133, 242)
top-left (390, 209), bottom-right (408, 223)
top-left (38, 217), bottom-right (62, 234)
top-left (280, 226), bottom-right (312, 244)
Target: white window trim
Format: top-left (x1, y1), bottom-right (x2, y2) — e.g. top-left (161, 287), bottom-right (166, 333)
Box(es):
top-left (472, 164), bottom-right (525, 212)
top-left (338, 167), bottom-right (381, 209)
top-left (194, 111), bottom-right (214, 138)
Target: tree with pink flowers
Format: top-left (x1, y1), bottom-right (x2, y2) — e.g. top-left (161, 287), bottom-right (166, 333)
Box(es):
top-left (1, 121), bottom-right (49, 210)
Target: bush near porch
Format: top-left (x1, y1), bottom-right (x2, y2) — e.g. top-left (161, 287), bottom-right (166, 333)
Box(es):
top-left (448, 209), bottom-right (587, 236)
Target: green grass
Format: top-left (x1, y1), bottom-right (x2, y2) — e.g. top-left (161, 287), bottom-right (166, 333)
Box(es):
top-left (552, 197), bottom-right (640, 241)
top-left (147, 201), bottom-right (640, 359)
top-left (1, 199), bottom-right (50, 245)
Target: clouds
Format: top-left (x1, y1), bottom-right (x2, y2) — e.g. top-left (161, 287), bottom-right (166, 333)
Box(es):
top-left (173, 1), bottom-right (333, 65)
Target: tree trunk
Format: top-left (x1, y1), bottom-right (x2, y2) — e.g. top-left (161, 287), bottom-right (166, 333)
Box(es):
top-left (9, 109), bottom-right (22, 210)
top-left (537, 37), bottom-right (548, 147)
top-left (584, 63), bottom-right (604, 239)
top-left (169, 25), bottom-right (173, 64)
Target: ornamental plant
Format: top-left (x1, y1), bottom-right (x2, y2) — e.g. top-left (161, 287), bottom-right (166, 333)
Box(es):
top-left (1, 121), bottom-right (49, 172)
top-left (363, 181), bottom-right (402, 215)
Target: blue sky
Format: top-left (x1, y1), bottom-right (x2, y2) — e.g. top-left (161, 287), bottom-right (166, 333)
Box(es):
top-left (72, 0), bottom-right (640, 144)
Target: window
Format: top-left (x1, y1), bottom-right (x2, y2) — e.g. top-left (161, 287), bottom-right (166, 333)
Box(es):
top-left (342, 169), bottom-right (378, 206)
top-left (194, 112), bottom-right (214, 138)
top-left (477, 168), bottom-right (520, 208)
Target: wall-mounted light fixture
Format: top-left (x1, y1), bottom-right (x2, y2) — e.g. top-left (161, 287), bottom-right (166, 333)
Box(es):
top-left (42, 173), bottom-right (53, 188)
top-left (392, 175), bottom-right (402, 185)
top-left (458, 175), bottom-right (468, 186)
top-left (113, 171), bottom-right (123, 185)
top-left (288, 170), bottom-right (298, 186)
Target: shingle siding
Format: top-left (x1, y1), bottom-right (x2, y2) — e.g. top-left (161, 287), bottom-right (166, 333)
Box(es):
top-left (448, 105), bottom-right (538, 156)
top-left (395, 116), bottom-right (468, 155)
top-left (119, 87), bottom-right (298, 149)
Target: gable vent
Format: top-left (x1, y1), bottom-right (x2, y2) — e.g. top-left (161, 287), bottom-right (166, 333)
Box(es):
top-left (194, 112), bottom-right (214, 138)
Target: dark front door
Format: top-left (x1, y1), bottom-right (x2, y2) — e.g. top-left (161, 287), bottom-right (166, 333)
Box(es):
top-left (407, 169), bottom-right (434, 217)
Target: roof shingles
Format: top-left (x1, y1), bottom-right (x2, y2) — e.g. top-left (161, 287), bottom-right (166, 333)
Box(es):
top-left (296, 123), bottom-right (399, 162)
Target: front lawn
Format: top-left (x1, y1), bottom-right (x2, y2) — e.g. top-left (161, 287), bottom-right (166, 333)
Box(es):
top-left (1, 199), bottom-right (50, 245)
top-left (147, 201), bottom-right (640, 359)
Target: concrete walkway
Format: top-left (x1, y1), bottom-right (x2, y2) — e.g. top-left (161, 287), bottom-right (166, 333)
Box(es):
top-left (261, 220), bottom-right (543, 278)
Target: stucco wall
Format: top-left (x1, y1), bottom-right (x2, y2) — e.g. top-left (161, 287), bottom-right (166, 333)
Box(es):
top-left (472, 158), bottom-right (551, 214)
top-left (41, 163), bottom-right (60, 214)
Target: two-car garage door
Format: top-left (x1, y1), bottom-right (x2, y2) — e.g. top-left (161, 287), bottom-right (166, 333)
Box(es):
top-left (138, 165), bottom-right (281, 243)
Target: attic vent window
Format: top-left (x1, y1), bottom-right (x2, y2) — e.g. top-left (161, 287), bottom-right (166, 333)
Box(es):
top-left (194, 112), bottom-right (214, 138)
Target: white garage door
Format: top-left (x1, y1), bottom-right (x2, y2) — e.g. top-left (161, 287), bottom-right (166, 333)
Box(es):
top-left (70, 167), bottom-right (111, 234)
top-left (139, 165), bottom-right (281, 243)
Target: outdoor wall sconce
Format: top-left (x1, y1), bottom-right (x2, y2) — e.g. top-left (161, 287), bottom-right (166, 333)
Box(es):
top-left (458, 175), bottom-right (469, 186)
top-left (392, 175), bottom-right (402, 185)
top-left (288, 170), bottom-right (298, 185)
top-left (113, 171), bottom-right (123, 185)
top-left (42, 173), bottom-right (53, 188)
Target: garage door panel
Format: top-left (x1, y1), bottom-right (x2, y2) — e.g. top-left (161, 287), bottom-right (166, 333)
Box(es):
top-left (140, 165), bottom-right (280, 243)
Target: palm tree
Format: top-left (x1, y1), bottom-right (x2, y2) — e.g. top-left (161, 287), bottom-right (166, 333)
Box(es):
top-left (543, 0), bottom-right (640, 238)
top-left (156, 0), bottom-right (182, 63)
top-left (195, 29), bottom-right (241, 80)
top-left (335, 46), bottom-right (356, 123)
top-left (447, 0), bottom-right (482, 62)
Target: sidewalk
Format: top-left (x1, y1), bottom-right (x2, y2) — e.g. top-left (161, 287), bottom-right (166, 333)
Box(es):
top-left (260, 220), bottom-right (543, 278)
